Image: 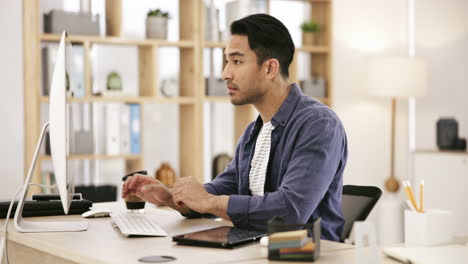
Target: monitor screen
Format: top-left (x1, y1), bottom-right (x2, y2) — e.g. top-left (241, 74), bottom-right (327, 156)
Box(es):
top-left (13, 32), bottom-right (87, 232)
top-left (49, 32), bottom-right (74, 214)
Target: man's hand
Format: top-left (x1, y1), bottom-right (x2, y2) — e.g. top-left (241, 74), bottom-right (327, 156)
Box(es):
top-left (122, 174), bottom-right (172, 206)
top-left (171, 176), bottom-right (212, 213)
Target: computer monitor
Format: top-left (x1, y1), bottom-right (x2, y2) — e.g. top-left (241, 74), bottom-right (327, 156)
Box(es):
top-left (13, 31), bottom-right (87, 232)
top-left (50, 31), bottom-right (74, 214)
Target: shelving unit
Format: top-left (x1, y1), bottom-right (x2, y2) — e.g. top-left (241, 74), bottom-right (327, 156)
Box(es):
top-left (23, 0), bottom-right (332, 193)
top-left (201, 0), bottom-right (333, 143)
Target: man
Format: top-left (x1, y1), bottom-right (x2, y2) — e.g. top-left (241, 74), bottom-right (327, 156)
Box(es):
top-left (122, 14), bottom-right (348, 241)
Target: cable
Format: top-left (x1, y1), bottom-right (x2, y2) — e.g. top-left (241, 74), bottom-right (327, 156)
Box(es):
top-left (1, 186), bottom-right (24, 264)
top-left (1, 183), bottom-right (57, 264)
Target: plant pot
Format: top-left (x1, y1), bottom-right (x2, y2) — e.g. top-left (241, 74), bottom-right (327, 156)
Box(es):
top-left (302, 32), bottom-right (316, 45)
top-left (146, 16), bottom-right (168, 39)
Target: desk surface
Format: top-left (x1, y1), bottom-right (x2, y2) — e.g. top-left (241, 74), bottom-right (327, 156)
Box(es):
top-left (2, 202), bottom-right (398, 264)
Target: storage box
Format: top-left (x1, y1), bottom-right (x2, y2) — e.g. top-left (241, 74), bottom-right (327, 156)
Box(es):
top-left (44, 9), bottom-right (100, 36)
top-left (267, 217), bottom-right (321, 262)
top-left (404, 209), bottom-right (453, 246)
top-left (206, 77), bottom-right (226, 96)
top-left (300, 78), bottom-right (326, 98)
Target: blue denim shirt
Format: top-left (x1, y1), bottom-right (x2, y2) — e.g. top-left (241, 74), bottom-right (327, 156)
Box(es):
top-left (194, 84), bottom-right (347, 241)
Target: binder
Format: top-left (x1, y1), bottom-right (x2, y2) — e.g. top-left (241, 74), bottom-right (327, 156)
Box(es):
top-left (120, 104), bottom-right (131, 154)
top-left (106, 103), bottom-right (121, 155)
top-left (92, 103), bottom-right (107, 155)
top-left (129, 104), bottom-right (141, 154)
top-left (42, 44), bottom-right (85, 97)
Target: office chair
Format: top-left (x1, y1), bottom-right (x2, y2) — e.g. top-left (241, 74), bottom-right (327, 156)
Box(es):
top-left (212, 153), bottom-right (233, 180)
top-left (341, 185), bottom-right (382, 242)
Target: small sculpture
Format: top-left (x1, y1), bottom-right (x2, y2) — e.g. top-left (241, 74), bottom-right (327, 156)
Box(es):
top-left (155, 162), bottom-right (176, 187)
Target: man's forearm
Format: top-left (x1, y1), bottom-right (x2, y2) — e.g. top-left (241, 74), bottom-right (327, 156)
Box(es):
top-left (205, 195), bottom-right (231, 221)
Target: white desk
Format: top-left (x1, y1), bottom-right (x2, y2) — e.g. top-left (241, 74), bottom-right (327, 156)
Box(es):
top-left (2, 202), bottom-right (400, 264)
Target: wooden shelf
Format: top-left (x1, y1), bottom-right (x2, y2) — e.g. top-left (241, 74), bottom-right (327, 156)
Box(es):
top-left (40, 154), bottom-right (143, 161)
top-left (204, 41), bottom-right (227, 49)
top-left (40, 33), bottom-right (195, 48)
top-left (203, 96), bottom-right (329, 105)
top-left (414, 149), bottom-right (468, 155)
top-left (296, 46), bottom-right (329, 54)
top-left (155, 97), bottom-right (197, 104)
top-left (203, 96), bottom-right (230, 103)
top-left (204, 42), bottom-right (330, 54)
top-left (40, 96), bottom-right (197, 104)
top-left (301, 0), bottom-right (330, 3)
top-left (25, 0), bottom-right (332, 188)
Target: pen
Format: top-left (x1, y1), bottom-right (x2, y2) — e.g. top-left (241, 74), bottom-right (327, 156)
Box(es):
top-left (419, 180), bottom-right (424, 213)
top-left (405, 200), bottom-right (416, 211)
top-left (403, 181), bottom-right (419, 213)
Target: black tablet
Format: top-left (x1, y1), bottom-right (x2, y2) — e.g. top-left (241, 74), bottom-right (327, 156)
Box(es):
top-left (172, 226), bottom-right (267, 249)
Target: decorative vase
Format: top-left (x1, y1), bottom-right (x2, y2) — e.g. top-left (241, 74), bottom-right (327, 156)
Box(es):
top-left (146, 16), bottom-right (168, 39)
top-left (155, 162), bottom-right (176, 187)
top-left (302, 32), bottom-right (316, 45)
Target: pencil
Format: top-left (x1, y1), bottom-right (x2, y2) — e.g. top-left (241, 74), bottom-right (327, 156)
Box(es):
top-left (403, 181), bottom-right (419, 213)
top-left (419, 180), bottom-right (424, 213)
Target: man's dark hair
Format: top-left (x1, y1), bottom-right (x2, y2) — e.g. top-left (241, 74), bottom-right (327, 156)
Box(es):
top-left (230, 14), bottom-right (295, 79)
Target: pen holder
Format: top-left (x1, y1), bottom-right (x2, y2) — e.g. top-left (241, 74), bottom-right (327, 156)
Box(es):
top-left (267, 217), bottom-right (321, 262)
top-left (404, 209), bottom-right (453, 246)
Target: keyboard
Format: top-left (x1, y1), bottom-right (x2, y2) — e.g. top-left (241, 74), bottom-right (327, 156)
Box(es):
top-left (110, 211), bottom-right (168, 237)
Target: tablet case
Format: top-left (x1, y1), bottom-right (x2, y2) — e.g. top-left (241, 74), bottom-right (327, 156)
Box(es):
top-left (172, 226), bottom-right (266, 249)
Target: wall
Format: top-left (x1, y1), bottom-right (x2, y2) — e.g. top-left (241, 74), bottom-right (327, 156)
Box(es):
top-left (333, 0), bottom-right (468, 243)
top-left (414, 0), bottom-right (468, 149)
top-left (0, 1), bottom-right (24, 199)
top-left (332, 0), bottom-right (409, 243)
top-left (333, 0), bottom-right (408, 189)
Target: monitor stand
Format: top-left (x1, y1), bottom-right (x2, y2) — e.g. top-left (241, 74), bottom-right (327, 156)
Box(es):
top-left (13, 122), bottom-right (88, 232)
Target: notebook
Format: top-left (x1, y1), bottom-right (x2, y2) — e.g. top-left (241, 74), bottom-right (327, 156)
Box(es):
top-left (383, 245), bottom-right (468, 264)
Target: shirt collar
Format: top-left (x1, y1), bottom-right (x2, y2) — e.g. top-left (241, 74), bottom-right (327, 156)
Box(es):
top-left (247, 83), bottom-right (302, 142)
top-left (271, 83), bottom-right (302, 128)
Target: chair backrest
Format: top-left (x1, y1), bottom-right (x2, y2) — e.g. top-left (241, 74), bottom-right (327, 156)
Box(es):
top-left (212, 153), bottom-right (232, 180)
top-left (341, 185), bottom-right (382, 241)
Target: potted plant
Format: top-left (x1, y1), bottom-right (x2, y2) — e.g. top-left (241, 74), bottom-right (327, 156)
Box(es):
top-left (300, 20), bottom-right (320, 45)
top-left (146, 9), bottom-right (170, 39)
top-left (104, 71), bottom-right (123, 96)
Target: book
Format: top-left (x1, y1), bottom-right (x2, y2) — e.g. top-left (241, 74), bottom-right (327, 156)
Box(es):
top-left (269, 229), bottom-right (308, 242)
top-left (41, 44), bottom-right (85, 97)
top-left (269, 237), bottom-right (309, 250)
top-left (279, 241), bottom-right (315, 254)
top-left (384, 245), bottom-right (468, 264)
top-left (105, 103), bottom-right (121, 155)
top-left (129, 104), bottom-right (141, 154)
top-left (41, 44), bottom-right (58, 96)
top-left (92, 103), bottom-right (107, 155)
top-left (120, 104), bottom-right (131, 155)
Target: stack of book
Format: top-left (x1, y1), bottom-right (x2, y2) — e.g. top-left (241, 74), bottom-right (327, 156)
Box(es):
top-left (269, 230), bottom-right (315, 261)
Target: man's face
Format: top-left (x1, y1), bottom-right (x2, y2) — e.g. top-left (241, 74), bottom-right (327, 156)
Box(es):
top-left (222, 35), bottom-right (266, 106)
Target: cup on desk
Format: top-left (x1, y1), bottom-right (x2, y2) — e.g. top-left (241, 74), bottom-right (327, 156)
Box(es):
top-left (404, 209), bottom-right (453, 246)
top-left (122, 170), bottom-right (148, 213)
top-left (124, 194), bottom-right (146, 214)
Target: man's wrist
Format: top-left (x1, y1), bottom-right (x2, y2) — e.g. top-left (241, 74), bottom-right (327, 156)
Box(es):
top-left (201, 194), bottom-right (215, 214)
top-left (204, 194), bottom-right (230, 220)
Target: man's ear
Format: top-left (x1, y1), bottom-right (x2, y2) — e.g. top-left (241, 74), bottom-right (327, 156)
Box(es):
top-left (265, 59), bottom-right (280, 79)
